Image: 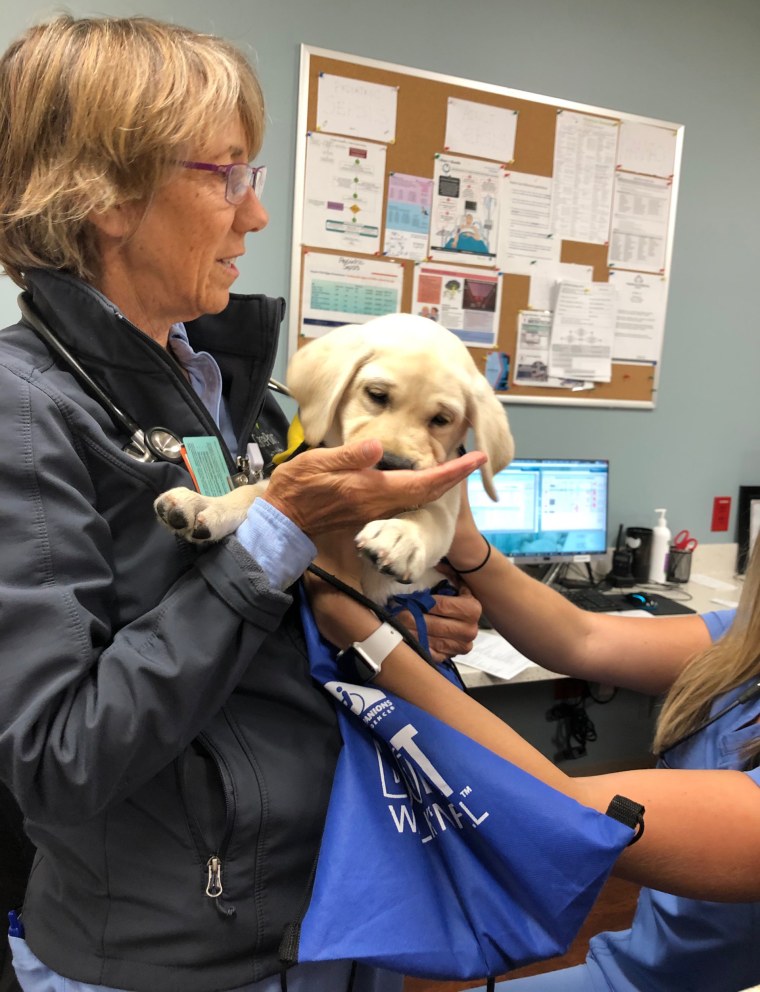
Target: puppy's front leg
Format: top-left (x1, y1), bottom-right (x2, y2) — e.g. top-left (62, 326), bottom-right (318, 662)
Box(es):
top-left (355, 487), bottom-right (460, 585)
top-left (154, 481), bottom-right (267, 543)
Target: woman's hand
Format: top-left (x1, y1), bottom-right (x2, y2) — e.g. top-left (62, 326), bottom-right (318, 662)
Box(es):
top-left (263, 439), bottom-right (486, 539)
top-left (394, 586), bottom-right (481, 662)
top-left (303, 567), bottom-right (480, 664)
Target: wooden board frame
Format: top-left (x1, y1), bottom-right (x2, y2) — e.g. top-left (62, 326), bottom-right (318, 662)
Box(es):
top-left (289, 45), bottom-right (685, 409)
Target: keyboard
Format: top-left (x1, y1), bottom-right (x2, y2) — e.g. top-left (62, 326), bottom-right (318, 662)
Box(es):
top-left (558, 587), bottom-right (629, 612)
top-left (558, 587), bottom-right (696, 615)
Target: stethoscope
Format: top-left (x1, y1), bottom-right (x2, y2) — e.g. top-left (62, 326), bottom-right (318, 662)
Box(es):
top-left (19, 294), bottom-right (290, 467)
top-left (658, 678), bottom-right (760, 768)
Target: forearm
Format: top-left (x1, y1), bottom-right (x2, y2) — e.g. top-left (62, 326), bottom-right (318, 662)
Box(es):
top-left (449, 545), bottom-right (710, 694)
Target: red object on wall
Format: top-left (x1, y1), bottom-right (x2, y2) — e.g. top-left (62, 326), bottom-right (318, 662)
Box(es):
top-left (711, 496), bottom-right (732, 532)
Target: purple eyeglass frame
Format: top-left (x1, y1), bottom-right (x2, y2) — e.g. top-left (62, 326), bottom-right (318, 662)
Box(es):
top-left (179, 161), bottom-right (267, 204)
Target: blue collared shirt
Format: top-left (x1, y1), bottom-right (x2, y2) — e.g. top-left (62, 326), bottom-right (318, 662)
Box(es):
top-left (168, 324), bottom-right (315, 590)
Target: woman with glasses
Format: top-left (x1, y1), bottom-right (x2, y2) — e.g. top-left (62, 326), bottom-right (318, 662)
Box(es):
top-left (0, 16), bottom-right (482, 992)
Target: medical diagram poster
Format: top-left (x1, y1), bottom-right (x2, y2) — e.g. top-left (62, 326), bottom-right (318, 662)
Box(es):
top-left (429, 155), bottom-right (503, 267)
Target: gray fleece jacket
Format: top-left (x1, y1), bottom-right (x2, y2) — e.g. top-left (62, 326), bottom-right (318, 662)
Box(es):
top-left (0, 270), bottom-right (341, 991)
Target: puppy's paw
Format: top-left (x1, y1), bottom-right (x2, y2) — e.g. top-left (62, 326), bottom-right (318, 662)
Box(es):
top-left (155, 483), bottom-right (265, 543)
top-left (355, 519), bottom-right (427, 584)
top-left (154, 487), bottom-right (216, 542)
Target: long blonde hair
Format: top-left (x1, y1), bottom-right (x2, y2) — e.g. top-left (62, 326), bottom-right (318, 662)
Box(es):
top-left (654, 541), bottom-right (760, 762)
top-left (0, 15), bottom-right (265, 287)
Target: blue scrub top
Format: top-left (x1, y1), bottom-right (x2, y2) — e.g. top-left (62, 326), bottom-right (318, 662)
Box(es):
top-left (585, 608), bottom-right (760, 992)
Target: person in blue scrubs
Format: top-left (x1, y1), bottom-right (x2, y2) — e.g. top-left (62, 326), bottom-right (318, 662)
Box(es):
top-left (308, 489), bottom-right (760, 992)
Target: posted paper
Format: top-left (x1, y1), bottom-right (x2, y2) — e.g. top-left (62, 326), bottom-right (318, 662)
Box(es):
top-left (444, 97), bottom-right (518, 164)
top-left (301, 252), bottom-right (403, 338)
top-left (430, 155), bottom-right (502, 267)
top-left (316, 73), bottom-right (398, 144)
top-left (548, 281), bottom-right (617, 382)
top-left (608, 270), bottom-right (667, 362)
top-left (412, 262), bottom-right (502, 347)
top-left (552, 111), bottom-right (618, 244)
top-left (608, 172), bottom-right (672, 274)
top-left (302, 133), bottom-right (386, 254)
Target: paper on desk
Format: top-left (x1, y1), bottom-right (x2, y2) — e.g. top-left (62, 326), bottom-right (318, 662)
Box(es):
top-left (452, 630), bottom-right (535, 681)
top-left (688, 573), bottom-right (737, 592)
top-left (710, 597), bottom-right (740, 609)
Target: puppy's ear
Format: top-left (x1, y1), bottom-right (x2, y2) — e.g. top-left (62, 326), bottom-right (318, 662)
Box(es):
top-left (286, 326), bottom-right (373, 444)
top-left (468, 378), bottom-right (514, 501)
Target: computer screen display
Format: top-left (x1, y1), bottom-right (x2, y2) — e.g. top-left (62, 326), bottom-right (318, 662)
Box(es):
top-left (468, 458), bottom-right (609, 563)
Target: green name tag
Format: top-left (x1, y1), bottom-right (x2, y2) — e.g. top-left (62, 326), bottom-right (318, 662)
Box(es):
top-left (182, 436), bottom-right (233, 496)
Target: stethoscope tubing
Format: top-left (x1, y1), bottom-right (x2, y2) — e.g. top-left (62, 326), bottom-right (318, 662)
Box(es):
top-left (18, 293), bottom-right (291, 465)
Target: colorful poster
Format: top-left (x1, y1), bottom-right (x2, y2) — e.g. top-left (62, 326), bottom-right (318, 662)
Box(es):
top-left (383, 173), bottom-right (434, 260)
top-left (429, 155), bottom-right (502, 267)
top-left (301, 252), bottom-right (403, 338)
top-left (412, 262), bottom-right (502, 347)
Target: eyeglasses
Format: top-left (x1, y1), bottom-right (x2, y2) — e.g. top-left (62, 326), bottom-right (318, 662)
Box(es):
top-left (179, 161), bottom-right (267, 205)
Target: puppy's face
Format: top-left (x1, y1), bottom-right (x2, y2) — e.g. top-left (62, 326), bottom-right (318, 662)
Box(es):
top-left (287, 314), bottom-right (514, 497)
top-left (328, 350), bottom-right (470, 469)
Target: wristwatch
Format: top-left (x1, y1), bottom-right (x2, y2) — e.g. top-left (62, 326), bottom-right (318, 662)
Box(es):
top-left (337, 623), bottom-right (404, 682)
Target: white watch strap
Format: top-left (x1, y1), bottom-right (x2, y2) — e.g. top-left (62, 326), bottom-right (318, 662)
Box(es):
top-left (357, 623), bottom-right (403, 665)
top-left (341, 622), bottom-right (404, 681)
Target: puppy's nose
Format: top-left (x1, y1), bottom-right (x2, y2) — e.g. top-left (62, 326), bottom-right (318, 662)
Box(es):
top-left (377, 452), bottom-right (416, 471)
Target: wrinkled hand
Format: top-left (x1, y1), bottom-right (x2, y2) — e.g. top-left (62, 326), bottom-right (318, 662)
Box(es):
top-left (263, 439), bottom-right (486, 539)
top-left (395, 586), bottom-right (481, 663)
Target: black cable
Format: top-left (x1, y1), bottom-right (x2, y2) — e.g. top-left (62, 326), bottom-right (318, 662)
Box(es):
top-left (547, 686), bottom-right (598, 762)
top-left (306, 563), bottom-right (435, 666)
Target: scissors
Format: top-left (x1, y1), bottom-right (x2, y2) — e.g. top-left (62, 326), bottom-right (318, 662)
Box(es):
top-left (673, 529), bottom-right (698, 552)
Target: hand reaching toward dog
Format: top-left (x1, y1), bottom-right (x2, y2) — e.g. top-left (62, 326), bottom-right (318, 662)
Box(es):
top-left (263, 439), bottom-right (487, 539)
top-left (303, 567), bottom-right (481, 663)
top-left (395, 586), bottom-right (481, 662)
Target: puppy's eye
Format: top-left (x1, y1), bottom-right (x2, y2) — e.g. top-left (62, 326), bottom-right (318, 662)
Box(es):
top-left (366, 387), bottom-right (389, 407)
top-left (430, 412), bottom-right (452, 427)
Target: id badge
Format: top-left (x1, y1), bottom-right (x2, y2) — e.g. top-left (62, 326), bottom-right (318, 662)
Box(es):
top-left (181, 436), bottom-right (234, 496)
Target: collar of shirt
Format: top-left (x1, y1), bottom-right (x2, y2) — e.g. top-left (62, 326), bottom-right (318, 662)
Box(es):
top-left (167, 323), bottom-right (223, 423)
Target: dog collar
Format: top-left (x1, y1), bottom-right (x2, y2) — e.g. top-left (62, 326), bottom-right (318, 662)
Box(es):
top-left (271, 412), bottom-right (310, 466)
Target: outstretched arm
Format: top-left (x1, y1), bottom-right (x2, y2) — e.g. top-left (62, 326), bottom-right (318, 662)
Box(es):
top-left (443, 482), bottom-right (711, 696)
top-left (304, 573), bottom-right (760, 903)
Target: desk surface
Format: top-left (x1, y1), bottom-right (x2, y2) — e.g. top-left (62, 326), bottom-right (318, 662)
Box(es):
top-left (455, 542), bottom-right (742, 689)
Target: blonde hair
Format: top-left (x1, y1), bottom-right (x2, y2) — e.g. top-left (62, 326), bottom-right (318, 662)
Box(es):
top-left (654, 540), bottom-right (760, 763)
top-left (0, 15), bottom-right (265, 286)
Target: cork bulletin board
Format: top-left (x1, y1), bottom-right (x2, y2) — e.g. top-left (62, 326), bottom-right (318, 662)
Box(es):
top-left (288, 46), bottom-right (684, 408)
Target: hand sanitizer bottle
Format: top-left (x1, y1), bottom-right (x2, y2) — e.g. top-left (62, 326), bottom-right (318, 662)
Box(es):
top-left (648, 508), bottom-right (671, 584)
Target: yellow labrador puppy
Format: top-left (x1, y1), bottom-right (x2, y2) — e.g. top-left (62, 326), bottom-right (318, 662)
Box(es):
top-left (155, 313), bottom-right (513, 603)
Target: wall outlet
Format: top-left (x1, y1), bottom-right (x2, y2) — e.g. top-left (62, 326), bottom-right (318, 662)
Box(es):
top-left (711, 496), bottom-right (731, 532)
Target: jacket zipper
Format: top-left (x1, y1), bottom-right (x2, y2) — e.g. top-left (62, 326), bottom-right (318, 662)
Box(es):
top-left (178, 732), bottom-right (238, 918)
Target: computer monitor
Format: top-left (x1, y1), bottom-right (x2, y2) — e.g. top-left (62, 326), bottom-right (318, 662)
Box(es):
top-left (467, 457), bottom-right (610, 566)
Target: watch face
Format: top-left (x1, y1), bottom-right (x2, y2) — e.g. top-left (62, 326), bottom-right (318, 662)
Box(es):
top-left (337, 645), bottom-right (381, 683)
top-left (352, 645), bottom-right (382, 681)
